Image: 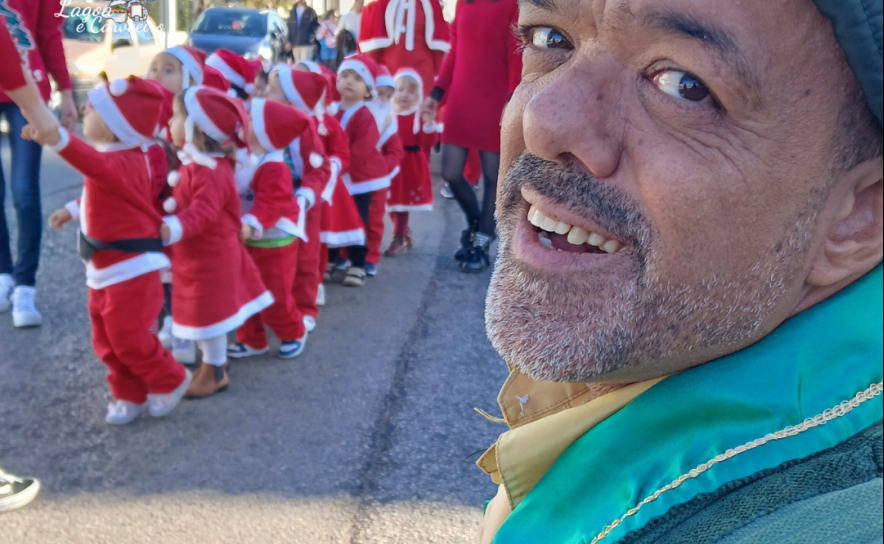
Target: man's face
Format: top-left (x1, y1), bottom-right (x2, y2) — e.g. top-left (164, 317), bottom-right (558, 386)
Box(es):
top-left (487, 0), bottom-right (857, 382)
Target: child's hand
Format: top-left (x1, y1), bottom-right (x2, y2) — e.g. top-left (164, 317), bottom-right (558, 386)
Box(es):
top-left (48, 208), bottom-right (73, 230)
top-left (160, 223), bottom-right (172, 242)
top-left (240, 223), bottom-right (254, 242)
top-left (21, 123), bottom-right (61, 147)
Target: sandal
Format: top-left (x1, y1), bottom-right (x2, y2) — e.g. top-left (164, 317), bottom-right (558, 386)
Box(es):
top-left (342, 266), bottom-right (367, 287)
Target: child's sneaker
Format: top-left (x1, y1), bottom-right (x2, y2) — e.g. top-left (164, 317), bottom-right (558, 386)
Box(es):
top-left (440, 182), bottom-right (454, 199)
top-left (227, 343), bottom-right (270, 359)
top-left (172, 337), bottom-right (197, 364)
top-left (279, 335), bottom-right (307, 359)
top-left (0, 274), bottom-right (13, 313)
top-left (148, 368), bottom-right (193, 417)
top-left (316, 284), bottom-right (326, 306)
top-left (364, 263), bottom-right (378, 277)
top-left (0, 469), bottom-right (40, 513)
top-left (303, 315), bottom-right (316, 333)
top-left (106, 400), bottom-right (148, 425)
top-left (343, 266), bottom-right (367, 287)
top-left (334, 257), bottom-right (351, 270)
top-left (158, 315), bottom-right (174, 349)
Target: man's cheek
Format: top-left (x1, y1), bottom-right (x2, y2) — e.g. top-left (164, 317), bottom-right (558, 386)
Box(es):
top-left (500, 86), bottom-right (531, 172)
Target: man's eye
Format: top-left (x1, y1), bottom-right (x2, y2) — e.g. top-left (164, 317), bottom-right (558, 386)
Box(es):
top-left (652, 70), bottom-right (711, 102)
top-left (526, 27), bottom-right (571, 50)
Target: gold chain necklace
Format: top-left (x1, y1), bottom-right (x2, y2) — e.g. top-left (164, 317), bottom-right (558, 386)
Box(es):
top-left (590, 381), bottom-right (884, 544)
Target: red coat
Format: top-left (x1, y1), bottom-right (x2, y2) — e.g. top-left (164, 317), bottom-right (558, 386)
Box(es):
top-left (434, 0), bottom-right (522, 152)
top-left (53, 130), bottom-right (170, 290)
top-left (358, 0), bottom-right (449, 97)
top-left (388, 112), bottom-right (437, 212)
top-left (163, 158), bottom-right (272, 340)
top-left (239, 151), bottom-right (305, 243)
top-left (335, 103), bottom-right (389, 195)
top-left (320, 115), bottom-right (364, 247)
top-left (286, 118), bottom-right (331, 210)
top-left (0, 15), bottom-right (25, 90)
top-left (0, 0), bottom-right (72, 103)
top-left (378, 115), bottom-right (404, 182)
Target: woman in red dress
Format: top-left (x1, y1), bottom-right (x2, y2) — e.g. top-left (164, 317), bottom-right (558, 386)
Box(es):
top-left (421, 0), bottom-right (522, 272)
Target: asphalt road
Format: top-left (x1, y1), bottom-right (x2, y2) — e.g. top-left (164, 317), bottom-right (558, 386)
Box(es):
top-left (0, 135), bottom-right (508, 543)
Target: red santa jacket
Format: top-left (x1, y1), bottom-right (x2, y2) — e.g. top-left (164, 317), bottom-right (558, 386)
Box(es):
top-left (239, 150), bottom-right (306, 243)
top-left (285, 118), bottom-right (331, 210)
top-left (0, 0), bottom-right (72, 103)
top-left (358, 0), bottom-right (449, 54)
top-left (53, 129), bottom-right (170, 290)
top-left (335, 103), bottom-right (389, 195)
top-left (378, 115), bottom-right (404, 181)
top-left (0, 13), bottom-right (26, 90)
top-left (319, 114), bottom-right (350, 203)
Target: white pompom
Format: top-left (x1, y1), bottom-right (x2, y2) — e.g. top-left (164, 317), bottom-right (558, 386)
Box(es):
top-left (245, 83), bottom-right (255, 94)
top-left (228, 89), bottom-right (239, 98)
top-left (318, 124), bottom-right (327, 136)
top-left (326, 102), bottom-right (340, 116)
top-left (109, 79), bottom-right (129, 97)
top-left (167, 171), bottom-right (181, 187)
top-left (163, 197), bottom-right (177, 213)
top-left (309, 152), bottom-right (324, 168)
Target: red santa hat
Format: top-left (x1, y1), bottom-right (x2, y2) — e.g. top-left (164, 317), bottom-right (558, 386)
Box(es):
top-left (202, 65), bottom-right (231, 93)
top-left (86, 75), bottom-right (165, 147)
top-left (206, 49), bottom-right (257, 95)
top-left (180, 85), bottom-right (250, 168)
top-left (338, 53), bottom-right (380, 97)
top-left (393, 68), bottom-right (426, 134)
top-left (274, 66), bottom-right (329, 135)
top-left (165, 45), bottom-right (206, 88)
top-left (299, 61), bottom-right (343, 113)
top-left (154, 84), bottom-right (176, 142)
top-left (250, 98), bottom-right (319, 165)
top-left (376, 65), bottom-right (395, 90)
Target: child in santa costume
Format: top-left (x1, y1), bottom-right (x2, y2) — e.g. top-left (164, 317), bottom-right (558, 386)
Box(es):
top-left (148, 45), bottom-right (207, 92)
top-left (365, 66), bottom-right (404, 275)
top-left (266, 66), bottom-right (341, 330)
top-left (34, 76), bottom-right (191, 425)
top-left (332, 54), bottom-right (389, 287)
top-left (385, 70), bottom-right (438, 256)
top-left (206, 49), bottom-right (258, 101)
top-left (160, 86), bottom-right (273, 398)
top-left (227, 99), bottom-right (314, 359)
top-left (358, 0), bottom-right (449, 97)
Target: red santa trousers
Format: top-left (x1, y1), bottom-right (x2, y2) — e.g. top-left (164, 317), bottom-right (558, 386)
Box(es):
top-left (366, 190), bottom-right (387, 266)
top-left (293, 206), bottom-right (323, 320)
top-left (237, 243), bottom-right (305, 348)
top-left (89, 271), bottom-right (186, 404)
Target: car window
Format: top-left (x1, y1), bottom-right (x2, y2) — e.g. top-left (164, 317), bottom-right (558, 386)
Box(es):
top-left (193, 10), bottom-right (267, 38)
top-left (112, 22), bottom-right (133, 47)
top-left (61, 9), bottom-right (105, 43)
top-left (134, 21), bottom-right (155, 45)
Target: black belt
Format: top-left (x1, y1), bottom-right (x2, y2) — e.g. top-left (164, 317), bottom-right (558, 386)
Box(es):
top-left (79, 231), bottom-right (163, 262)
top-left (404, 145), bottom-right (422, 153)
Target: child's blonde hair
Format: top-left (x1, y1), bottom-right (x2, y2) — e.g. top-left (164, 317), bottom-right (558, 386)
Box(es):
top-left (395, 75), bottom-right (420, 93)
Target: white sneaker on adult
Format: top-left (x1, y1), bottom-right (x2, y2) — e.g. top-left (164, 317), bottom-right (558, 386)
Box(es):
top-left (303, 315), bottom-right (316, 333)
top-left (0, 274), bottom-right (13, 313)
top-left (11, 286), bottom-right (42, 327)
top-left (0, 469), bottom-right (40, 513)
top-left (315, 284), bottom-right (326, 306)
top-left (158, 315), bottom-right (174, 348)
top-left (105, 400), bottom-right (148, 425)
top-left (148, 368), bottom-right (193, 418)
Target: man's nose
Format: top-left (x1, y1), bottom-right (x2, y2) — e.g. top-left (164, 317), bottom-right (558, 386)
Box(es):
top-left (522, 56), bottom-right (624, 180)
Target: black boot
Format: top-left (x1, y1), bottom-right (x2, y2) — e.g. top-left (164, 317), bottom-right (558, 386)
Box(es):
top-left (461, 232), bottom-right (493, 273)
top-left (453, 228), bottom-right (474, 262)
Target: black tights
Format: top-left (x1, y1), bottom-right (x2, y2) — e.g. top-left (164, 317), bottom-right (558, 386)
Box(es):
top-left (440, 144), bottom-right (500, 236)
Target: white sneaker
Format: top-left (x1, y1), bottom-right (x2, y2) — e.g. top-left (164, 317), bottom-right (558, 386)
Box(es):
top-left (172, 337), bottom-right (196, 364)
top-left (11, 286), bottom-right (42, 327)
top-left (0, 274), bottom-right (13, 313)
top-left (105, 400), bottom-right (148, 425)
top-left (303, 315), bottom-right (316, 333)
top-left (158, 316), bottom-right (174, 349)
top-left (0, 469), bottom-right (40, 513)
top-left (315, 284), bottom-right (326, 306)
top-left (148, 368), bottom-right (193, 418)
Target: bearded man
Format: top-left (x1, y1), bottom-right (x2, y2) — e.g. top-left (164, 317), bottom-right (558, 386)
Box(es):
top-left (476, 0), bottom-right (883, 542)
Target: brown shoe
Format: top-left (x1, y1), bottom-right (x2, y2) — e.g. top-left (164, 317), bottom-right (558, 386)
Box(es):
top-left (383, 235), bottom-right (408, 257)
top-left (323, 262), bottom-right (335, 282)
top-left (184, 363), bottom-right (229, 398)
top-left (342, 266), bottom-right (366, 287)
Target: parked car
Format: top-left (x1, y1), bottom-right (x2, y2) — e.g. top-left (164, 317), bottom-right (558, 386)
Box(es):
top-left (189, 8), bottom-right (287, 71)
top-left (56, 1), bottom-right (163, 116)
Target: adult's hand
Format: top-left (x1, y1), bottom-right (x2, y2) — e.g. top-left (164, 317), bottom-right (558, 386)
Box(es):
top-left (420, 96), bottom-right (439, 121)
top-left (59, 90), bottom-right (78, 132)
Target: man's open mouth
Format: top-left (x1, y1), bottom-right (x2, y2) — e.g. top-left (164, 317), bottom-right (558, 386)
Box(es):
top-left (527, 203), bottom-right (626, 255)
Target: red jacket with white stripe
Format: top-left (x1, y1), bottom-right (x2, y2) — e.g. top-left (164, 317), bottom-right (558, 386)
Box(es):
top-left (240, 151), bottom-right (305, 243)
top-left (335, 103), bottom-right (389, 195)
top-left (378, 117), bottom-right (404, 181)
top-left (286, 118), bottom-right (331, 210)
top-left (319, 115), bottom-right (350, 203)
top-left (54, 128), bottom-right (170, 290)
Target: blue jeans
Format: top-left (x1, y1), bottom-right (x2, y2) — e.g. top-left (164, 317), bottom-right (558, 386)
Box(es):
top-left (0, 103), bottom-right (44, 287)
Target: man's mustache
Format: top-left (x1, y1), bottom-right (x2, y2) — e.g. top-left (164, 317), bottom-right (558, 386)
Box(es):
top-left (501, 153), bottom-right (652, 253)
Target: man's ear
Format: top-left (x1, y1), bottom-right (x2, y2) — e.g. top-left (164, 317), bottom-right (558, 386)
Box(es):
top-left (807, 155), bottom-right (883, 287)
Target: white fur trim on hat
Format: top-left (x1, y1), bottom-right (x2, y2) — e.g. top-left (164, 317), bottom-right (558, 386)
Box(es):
top-left (207, 54), bottom-right (246, 90)
top-left (274, 66), bottom-right (309, 112)
top-left (163, 197), bottom-right (177, 213)
top-left (109, 78), bottom-right (129, 97)
top-left (86, 85), bottom-right (148, 146)
top-left (338, 58), bottom-right (375, 93)
top-left (183, 87), bottom-right (225, 143)
top-left (309, 152), bottom-right (323, 168)
top-left (167, 171), bottom-right (181, 187)
top-left (167, 47), bottom-right (204, 86)
top-left (250, 99), bottom-right (276, 152)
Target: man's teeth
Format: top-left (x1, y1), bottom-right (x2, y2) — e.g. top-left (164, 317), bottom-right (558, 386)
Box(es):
top-left (528, 204), bottom-right (624, 254)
